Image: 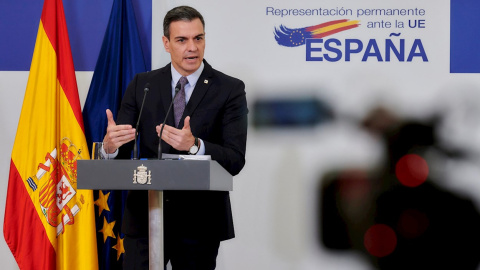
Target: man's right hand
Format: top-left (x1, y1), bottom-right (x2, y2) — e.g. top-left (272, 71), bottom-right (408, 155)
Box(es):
top-left (103, 109), bottom-right (136, 154)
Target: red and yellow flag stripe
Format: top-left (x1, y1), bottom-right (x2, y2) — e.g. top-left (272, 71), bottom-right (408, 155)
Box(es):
top-left (307, 19), bottom-right (361, 39)
top-left (3, 0), bottom-right (98, 269)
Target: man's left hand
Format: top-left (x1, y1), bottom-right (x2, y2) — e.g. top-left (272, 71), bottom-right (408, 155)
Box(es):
top-left (156, 116), bottom-right (195, 151)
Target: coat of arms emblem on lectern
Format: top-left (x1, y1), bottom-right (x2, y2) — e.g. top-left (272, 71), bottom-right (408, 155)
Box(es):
top-left (133, 164), bottom-right (151, 185)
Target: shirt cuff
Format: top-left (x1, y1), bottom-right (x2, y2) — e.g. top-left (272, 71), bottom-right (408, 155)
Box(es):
top-left (196, 138), bottom-right (206, 155)
top-left (100, 144), bottom-right (118, 159)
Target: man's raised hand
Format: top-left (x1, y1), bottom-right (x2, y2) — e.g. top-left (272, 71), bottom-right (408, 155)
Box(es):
top-left (156, 116), bottom-right (195, 151)
top-left (103, 109), bottom-right (136, 154)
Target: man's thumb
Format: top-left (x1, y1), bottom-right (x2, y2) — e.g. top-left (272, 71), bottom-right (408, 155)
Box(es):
top-left (183, 116), bottom-right (191, 130)
top-left (106, 109), bottom-right (116, 126)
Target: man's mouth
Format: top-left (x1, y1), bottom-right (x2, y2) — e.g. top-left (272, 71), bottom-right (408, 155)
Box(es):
top-left (185, 56), bottom-right (198, 60)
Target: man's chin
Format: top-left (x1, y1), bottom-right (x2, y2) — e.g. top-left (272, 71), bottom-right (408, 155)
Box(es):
top-left (181, 62), bottom-right (201, 73)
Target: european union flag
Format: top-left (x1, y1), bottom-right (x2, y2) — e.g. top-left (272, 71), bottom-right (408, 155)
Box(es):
top-left (82, 0), bottom-right (149, 268)
top-left (274, 25), bottom-right (312, 47)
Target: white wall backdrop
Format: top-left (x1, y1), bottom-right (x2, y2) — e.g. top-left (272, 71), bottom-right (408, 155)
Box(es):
top-left (3, 0), bottom-right (480, 269)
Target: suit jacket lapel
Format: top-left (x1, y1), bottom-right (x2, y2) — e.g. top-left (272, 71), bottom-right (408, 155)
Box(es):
top-left (158, 64), bottom-right (175, 126)
top-left (179, 61), bottom-right (214, 129)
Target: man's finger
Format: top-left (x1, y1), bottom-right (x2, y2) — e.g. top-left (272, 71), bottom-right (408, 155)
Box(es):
top-left (157, 124), bottom-right (169, 137)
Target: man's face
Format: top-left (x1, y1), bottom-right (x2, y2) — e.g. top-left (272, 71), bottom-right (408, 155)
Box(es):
top-left (163, 18), bottom-right (205, 76)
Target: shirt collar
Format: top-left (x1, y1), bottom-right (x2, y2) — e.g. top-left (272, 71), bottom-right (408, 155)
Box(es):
top-left (170, 62), bottom-right (205, 87)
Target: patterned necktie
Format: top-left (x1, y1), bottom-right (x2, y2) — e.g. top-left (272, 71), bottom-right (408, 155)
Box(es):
top-left (173, 76), bottom-right (188, 128)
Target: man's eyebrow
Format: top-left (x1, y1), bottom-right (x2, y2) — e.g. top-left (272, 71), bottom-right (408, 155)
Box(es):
top-left (173, 33), bottom-right (205, 40)
top-left (173, 35), bottom-right (186, 40)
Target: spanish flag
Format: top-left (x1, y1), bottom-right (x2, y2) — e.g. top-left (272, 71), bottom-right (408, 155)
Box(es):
top-left (3, 0), bottom-right (98, 269)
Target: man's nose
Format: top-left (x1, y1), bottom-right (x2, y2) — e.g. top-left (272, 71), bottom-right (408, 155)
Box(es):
top-left (187, 39), bottom-right (197, 51)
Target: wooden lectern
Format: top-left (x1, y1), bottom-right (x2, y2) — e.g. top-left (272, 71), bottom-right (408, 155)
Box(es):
top-left (77, 159), bottom-right (233, 269)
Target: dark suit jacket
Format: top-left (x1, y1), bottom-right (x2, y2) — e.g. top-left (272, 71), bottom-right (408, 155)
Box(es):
top-left (116, 60), bottom-right (248, 241)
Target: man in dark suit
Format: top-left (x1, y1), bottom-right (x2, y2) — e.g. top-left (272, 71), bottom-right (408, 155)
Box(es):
top-left (102, 5), bottom-right (248, 269)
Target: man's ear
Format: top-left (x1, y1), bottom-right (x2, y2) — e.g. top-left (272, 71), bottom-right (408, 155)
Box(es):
top-left (162, 36), bottom-right (170, 53)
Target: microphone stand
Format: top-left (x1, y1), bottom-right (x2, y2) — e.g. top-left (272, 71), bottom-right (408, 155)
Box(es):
top-left (158, 82), bottom-right (181, 160)
top-left (133, 84), bottom-right (150, 159)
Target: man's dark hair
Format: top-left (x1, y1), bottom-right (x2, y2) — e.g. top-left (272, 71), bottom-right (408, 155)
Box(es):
top-left (163, 6), bottom-right (205, 39)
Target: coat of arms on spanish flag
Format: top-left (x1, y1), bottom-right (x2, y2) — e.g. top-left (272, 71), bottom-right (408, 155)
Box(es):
top-left (3, 0), bottom-right (98, 269)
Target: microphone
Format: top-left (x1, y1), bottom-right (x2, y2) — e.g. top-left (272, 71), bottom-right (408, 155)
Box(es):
top-left (158, 80), bottom-right (182, 160)
top-left (133, 83), bottom-right (150, 160)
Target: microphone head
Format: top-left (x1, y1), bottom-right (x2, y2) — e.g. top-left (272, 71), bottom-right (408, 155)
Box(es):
top-left (144, 83), bottom-right (150, 92)
top-left (174, 81), bottom-right (181, 93)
